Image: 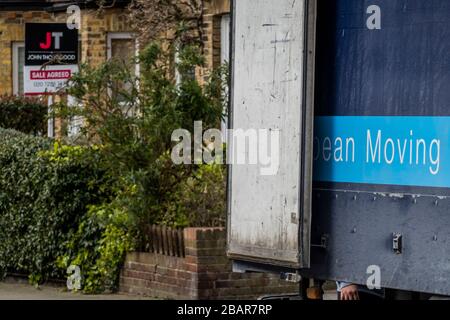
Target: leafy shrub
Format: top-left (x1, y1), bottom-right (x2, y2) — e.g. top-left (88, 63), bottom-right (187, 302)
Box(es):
top-left (0, 96), bottom-right (47, 135)
top-left (157, 162), bottom-right (226, 228)
top-left (0, 42), bottom-right (228, 294)
top-left (0, 129), bottom-right (108, 283)
top-left (45, 43), bottom-right (227, 292)
top-left (57, 203), bottom-right (136, 293)
top-left (54, 43), bottom-right (228, 230)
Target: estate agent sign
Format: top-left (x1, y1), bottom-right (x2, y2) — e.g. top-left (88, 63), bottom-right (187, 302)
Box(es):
top-left (24, 23), bottom-right (78, 95)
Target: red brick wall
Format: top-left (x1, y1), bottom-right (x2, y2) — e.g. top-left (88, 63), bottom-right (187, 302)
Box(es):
top-left (119, 228), bottom-right (298, 300)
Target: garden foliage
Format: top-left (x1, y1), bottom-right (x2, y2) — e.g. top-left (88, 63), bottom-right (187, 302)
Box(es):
top-left (0, 42), bottom-right (228, 293)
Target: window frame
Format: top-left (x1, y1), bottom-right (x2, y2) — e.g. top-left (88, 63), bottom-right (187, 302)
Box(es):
top-left (106, 32), bottom-right (140, 115)
top-left (220, 14), bottom-right (231, 64)
top-left (12, 41), bottom-right (25, 95)
top-left (106, 32), bottom-right (139, 77)
top-left (220, 14), bottom-right (231, 139)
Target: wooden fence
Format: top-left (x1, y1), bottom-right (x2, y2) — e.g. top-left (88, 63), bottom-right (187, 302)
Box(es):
top-left (143, 225), bottom-right (185, 257)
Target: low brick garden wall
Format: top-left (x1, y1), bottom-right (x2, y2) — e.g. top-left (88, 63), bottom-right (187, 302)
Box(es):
top-left (119, 228), bottom-right (298, 299)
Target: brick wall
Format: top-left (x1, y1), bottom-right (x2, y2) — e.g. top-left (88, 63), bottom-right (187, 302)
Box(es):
top-left (198, 0), bottom-right (230, 82)
top-left (119, 228), bottom-right (298, 300)
top-left (0, 10), bottom-right (54, 93)
top-left (0, 1), bottom-right (230, 94)
top-left (0, 8), bottom-right (132, 95)
top-left (80, 9), bottom-right (132, 67)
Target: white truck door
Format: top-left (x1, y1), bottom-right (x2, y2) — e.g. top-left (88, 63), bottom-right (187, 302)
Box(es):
top-left (227, 0), bottom-right (316, 268)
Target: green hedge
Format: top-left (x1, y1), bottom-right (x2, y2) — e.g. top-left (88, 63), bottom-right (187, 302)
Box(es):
top-left (0, 128), bottom-right (108, 282)
top-left (0, 96), bottom-right (47, 135)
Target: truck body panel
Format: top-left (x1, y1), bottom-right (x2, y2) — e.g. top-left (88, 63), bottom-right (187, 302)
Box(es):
top-left (309, 0), bottom-right (450, 296)
top-left (228, 0), bottom-right (450, 296)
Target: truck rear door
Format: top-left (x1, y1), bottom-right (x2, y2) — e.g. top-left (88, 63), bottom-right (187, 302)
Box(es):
top-left (227, 0), bottom-right (316, 269)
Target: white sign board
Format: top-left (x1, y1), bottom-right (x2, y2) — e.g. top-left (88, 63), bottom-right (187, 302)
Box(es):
top-left (24, 65), bottom-right (78, 95)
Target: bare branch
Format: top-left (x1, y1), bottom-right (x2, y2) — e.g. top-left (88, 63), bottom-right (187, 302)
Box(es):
top-left (127, 0), bottom-right (205, 48)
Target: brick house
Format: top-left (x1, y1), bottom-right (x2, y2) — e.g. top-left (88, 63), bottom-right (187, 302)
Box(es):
top-left (0, 0), bottom-right (231, 96)
top-left (202, 0), bottom-right (231, 77)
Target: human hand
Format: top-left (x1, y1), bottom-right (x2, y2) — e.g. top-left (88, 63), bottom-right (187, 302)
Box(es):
top-left (340, 285), bottom-right (360, 300)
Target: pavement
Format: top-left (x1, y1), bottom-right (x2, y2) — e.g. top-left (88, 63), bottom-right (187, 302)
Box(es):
top-left (0, 282), bottom-right (154, 300)
top-left (0, 277), bottom-right (338, 300)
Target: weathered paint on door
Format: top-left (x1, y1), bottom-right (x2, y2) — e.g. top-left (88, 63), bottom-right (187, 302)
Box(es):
top-left (227, 0), bottom-right (315, 268)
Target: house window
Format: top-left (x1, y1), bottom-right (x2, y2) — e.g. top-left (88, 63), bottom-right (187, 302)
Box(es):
top-left (12, 42), bottom-right (25, 95)
top-left (107, 33), bottom-right (138, 104)
top-left (66, 38), bottom-right (84, 138)
top-left (174, 43), bottom-right (197, 85)
top-left (220, 14), bottom-right (231, 64)
top-left (107, 32), bottom-right (138, 69)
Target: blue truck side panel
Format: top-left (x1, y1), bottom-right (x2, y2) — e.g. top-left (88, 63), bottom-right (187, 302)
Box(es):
top-left (314, 116), bottom-right (448, 188)
top-left (311, 0), bottom-right (450, 295)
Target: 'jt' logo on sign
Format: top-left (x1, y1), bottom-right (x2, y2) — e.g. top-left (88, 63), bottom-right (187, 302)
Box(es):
top-left (40, 32), bottom-right (63, 50)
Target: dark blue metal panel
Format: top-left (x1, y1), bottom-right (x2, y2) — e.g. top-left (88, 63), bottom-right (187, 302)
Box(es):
top-left (316, 0), bottom-right (450, 117)
top-left (309, 191), bottom-right (450, 295)
top-left (311, 0), bottom-right (450, 295)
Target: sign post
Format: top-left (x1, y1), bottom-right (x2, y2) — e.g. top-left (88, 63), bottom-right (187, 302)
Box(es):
top-left (24, 23), bottom-right (78, 137)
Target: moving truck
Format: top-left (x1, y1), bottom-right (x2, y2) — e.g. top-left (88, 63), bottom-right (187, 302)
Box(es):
top-left (227, 0), bottom-right (450, 298)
